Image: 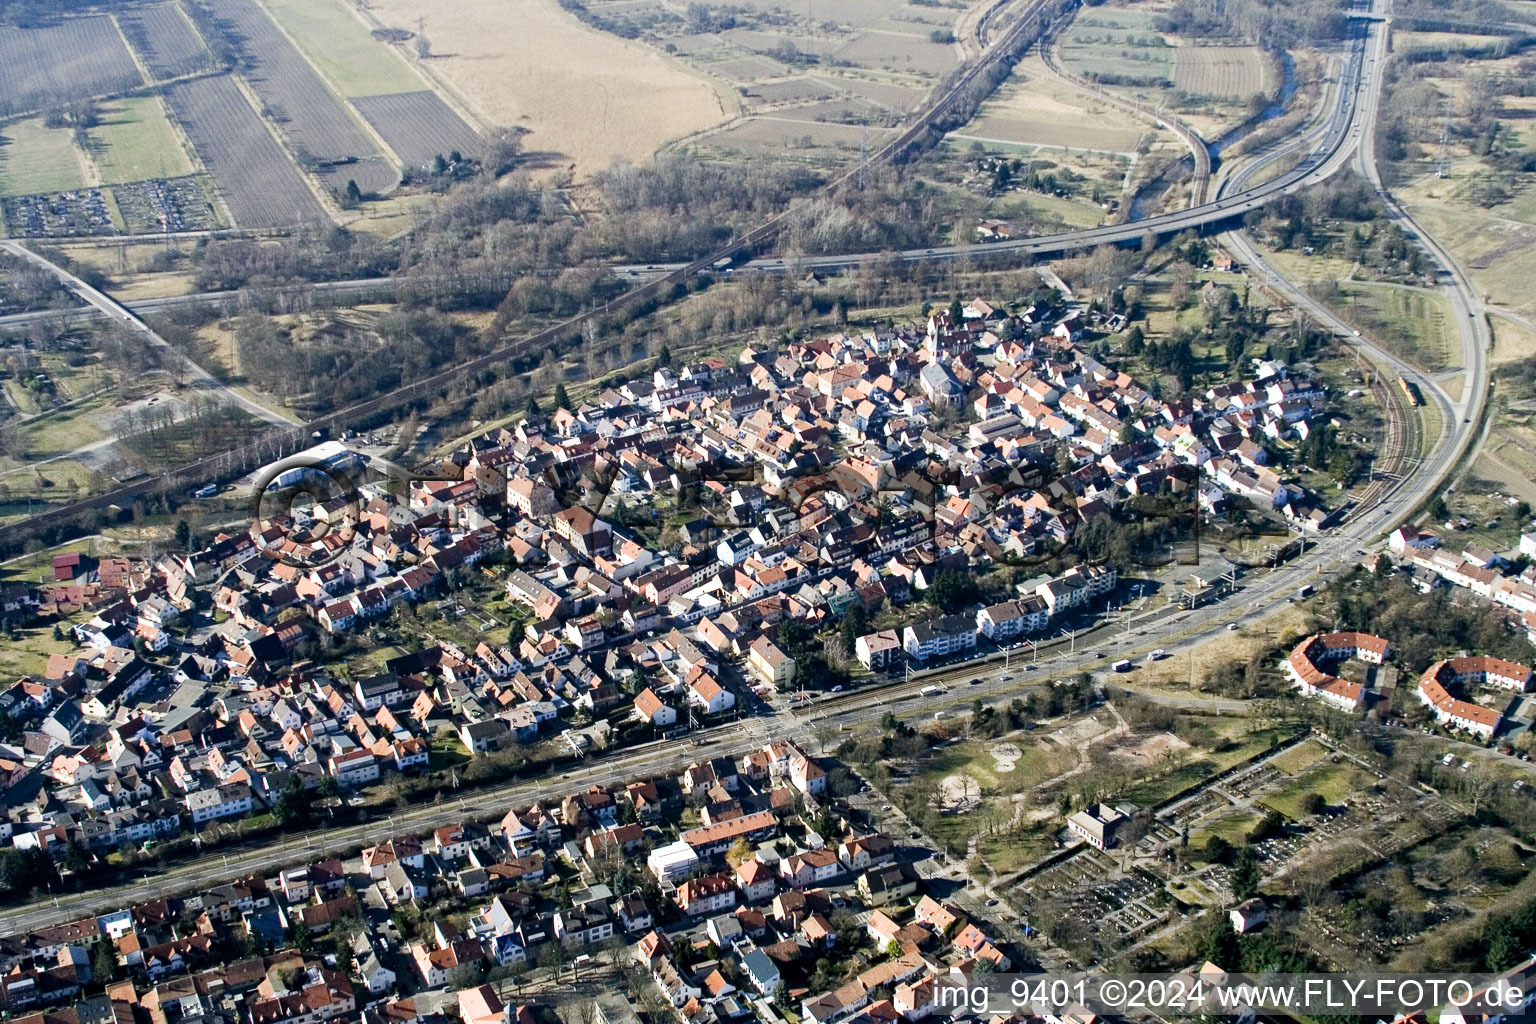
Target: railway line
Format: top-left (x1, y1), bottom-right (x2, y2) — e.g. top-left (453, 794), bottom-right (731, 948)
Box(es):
top-left (0, 0), bottom-right (1503, 942)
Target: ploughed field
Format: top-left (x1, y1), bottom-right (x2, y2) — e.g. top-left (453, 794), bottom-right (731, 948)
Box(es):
top-left (352, 91), bottom-right (486, 171)
top-left (165, 74), bottom-right (330, 228)
top-left (204, 0), bottom-right (399, 196)
top-left (116, 3), bottom-right (215, 80)
top-left (0, 16), bottom-right (144, 117)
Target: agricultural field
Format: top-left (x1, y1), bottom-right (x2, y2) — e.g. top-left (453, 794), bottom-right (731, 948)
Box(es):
top-left (86, 95), bottom-right (197, 185)
top-left (364, 0), bottom-right (729, 179)
top-left (964, 73), bottom-right (1150, 153)
top-left (352, 91), bottom-right (485, 171)
top-left (117, 3), bottom-right (214, 80)
top-left (0, 118), bottom-right (89, 197)
top-left (204, 0), bottom-right (397, 196)
top-left (1056, 3), bottom-right (1270, 140)
top-left (165, 74), bottom-right (330, 228)
top-left (832, 31), bottom-right (958, 77)
top-left (257, 0), bottom-right (421, 98)
top-left (1059, 6), bottom-right (1173, 86)
top-left (681, 117), bottom-right (883, 166)
top-left (1172, 44), bottom-right (1269, 98)
top-left (0, 16), bottom-right (144, 118)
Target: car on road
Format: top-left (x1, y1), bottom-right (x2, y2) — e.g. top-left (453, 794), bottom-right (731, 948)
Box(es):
top-left (969, 678), bottom-right (983, 686)
top-left (985, 898), bottom-right (999, 906)
top-left (1001, 674), bottom-right (1013, 681)
top-left (1227, 622), bottom-right (1239, 631)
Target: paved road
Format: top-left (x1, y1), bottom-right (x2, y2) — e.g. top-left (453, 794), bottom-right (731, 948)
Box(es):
top-left (0, 9), bottom-right (1364, 333)
top-left (0, 241), bottom-right (294, 428)
top-left (0, 0), bottom-right (1496, 944)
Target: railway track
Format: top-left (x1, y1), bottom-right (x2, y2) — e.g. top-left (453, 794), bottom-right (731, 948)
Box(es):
top-left (0, 0), bottom-right (1067, 548)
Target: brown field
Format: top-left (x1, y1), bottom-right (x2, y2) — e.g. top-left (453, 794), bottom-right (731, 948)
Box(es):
top-left (206, 0), bottom-right (396, 195)
top-left (705, 55), bottom-right (788, 81)
top-left (1171, 45), bottom-right (1268, 99)
top-left (967, 115), bottom-right (1145, 152)
top-left (1390, 30), bottom-right (1501, 52)
top-left (365, 0), bottom-right (729, 178)
top-left (744, 78), bottom-right (837, 106)
top-left (833, 31), bottom-right (958, 76)
top-left (1132, 604), bottom-right (1311, 691)
top-left (811, 74), bottom-right (924, 110)
top-left (1492, 315), bottom-right (1536, 367)
top-left (117, 4), bottom-right (213, 80)
top-left (782, 98), bottom-right (888, 124)
top-left (966, 74), bottom-right (1149, 153)
top-left (684, 116), bottom-right (880, 161)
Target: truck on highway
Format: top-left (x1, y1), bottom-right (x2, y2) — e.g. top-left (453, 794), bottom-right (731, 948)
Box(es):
top-left (1112, 659), bottom-right (1133, 672)
top-left (919, 684), bottom-right (944, 697)
top-left (1296, 584), bottom-right (1314, 599)
top-left (192, 483), bottom-right (218, 499)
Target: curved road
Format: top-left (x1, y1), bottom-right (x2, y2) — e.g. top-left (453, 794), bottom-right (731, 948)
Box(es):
top-left (0, 0), bottom-right (1500, 942)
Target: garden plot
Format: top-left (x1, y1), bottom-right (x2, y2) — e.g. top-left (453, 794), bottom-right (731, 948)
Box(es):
top-left (111, 176), bottom-right (222, 234)
top-left (0, 16), bottom-right (144, 117)
top-left (165, 74), bottom-right (330, 228)
top-left (0, 189), bottom-right (113, 237)
top-left (118, 4), bottom-right (214, 80)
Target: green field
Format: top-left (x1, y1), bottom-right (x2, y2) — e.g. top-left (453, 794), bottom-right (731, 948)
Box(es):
top-left (917, 737), bottom-right (1077, 796)
top-left (1187, 810), bottom-right (1262, 850)
top-left (19, 397), bottom-right (110, 457)
top-left (88, 95), bottom-right (195, 184)
top-left (258, 0), bottom-right (422, 97)
top-left (1331, 283), bottom-right (1456, 372)
top-left (1268, 738), bottom-right (1329, 776)
top-left (1261, 759), bottom-right (1371, 819)
top-left (1124, 724), bottom-right (1296, 807)
top-left (0, 118), bottom-right (89, 196)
